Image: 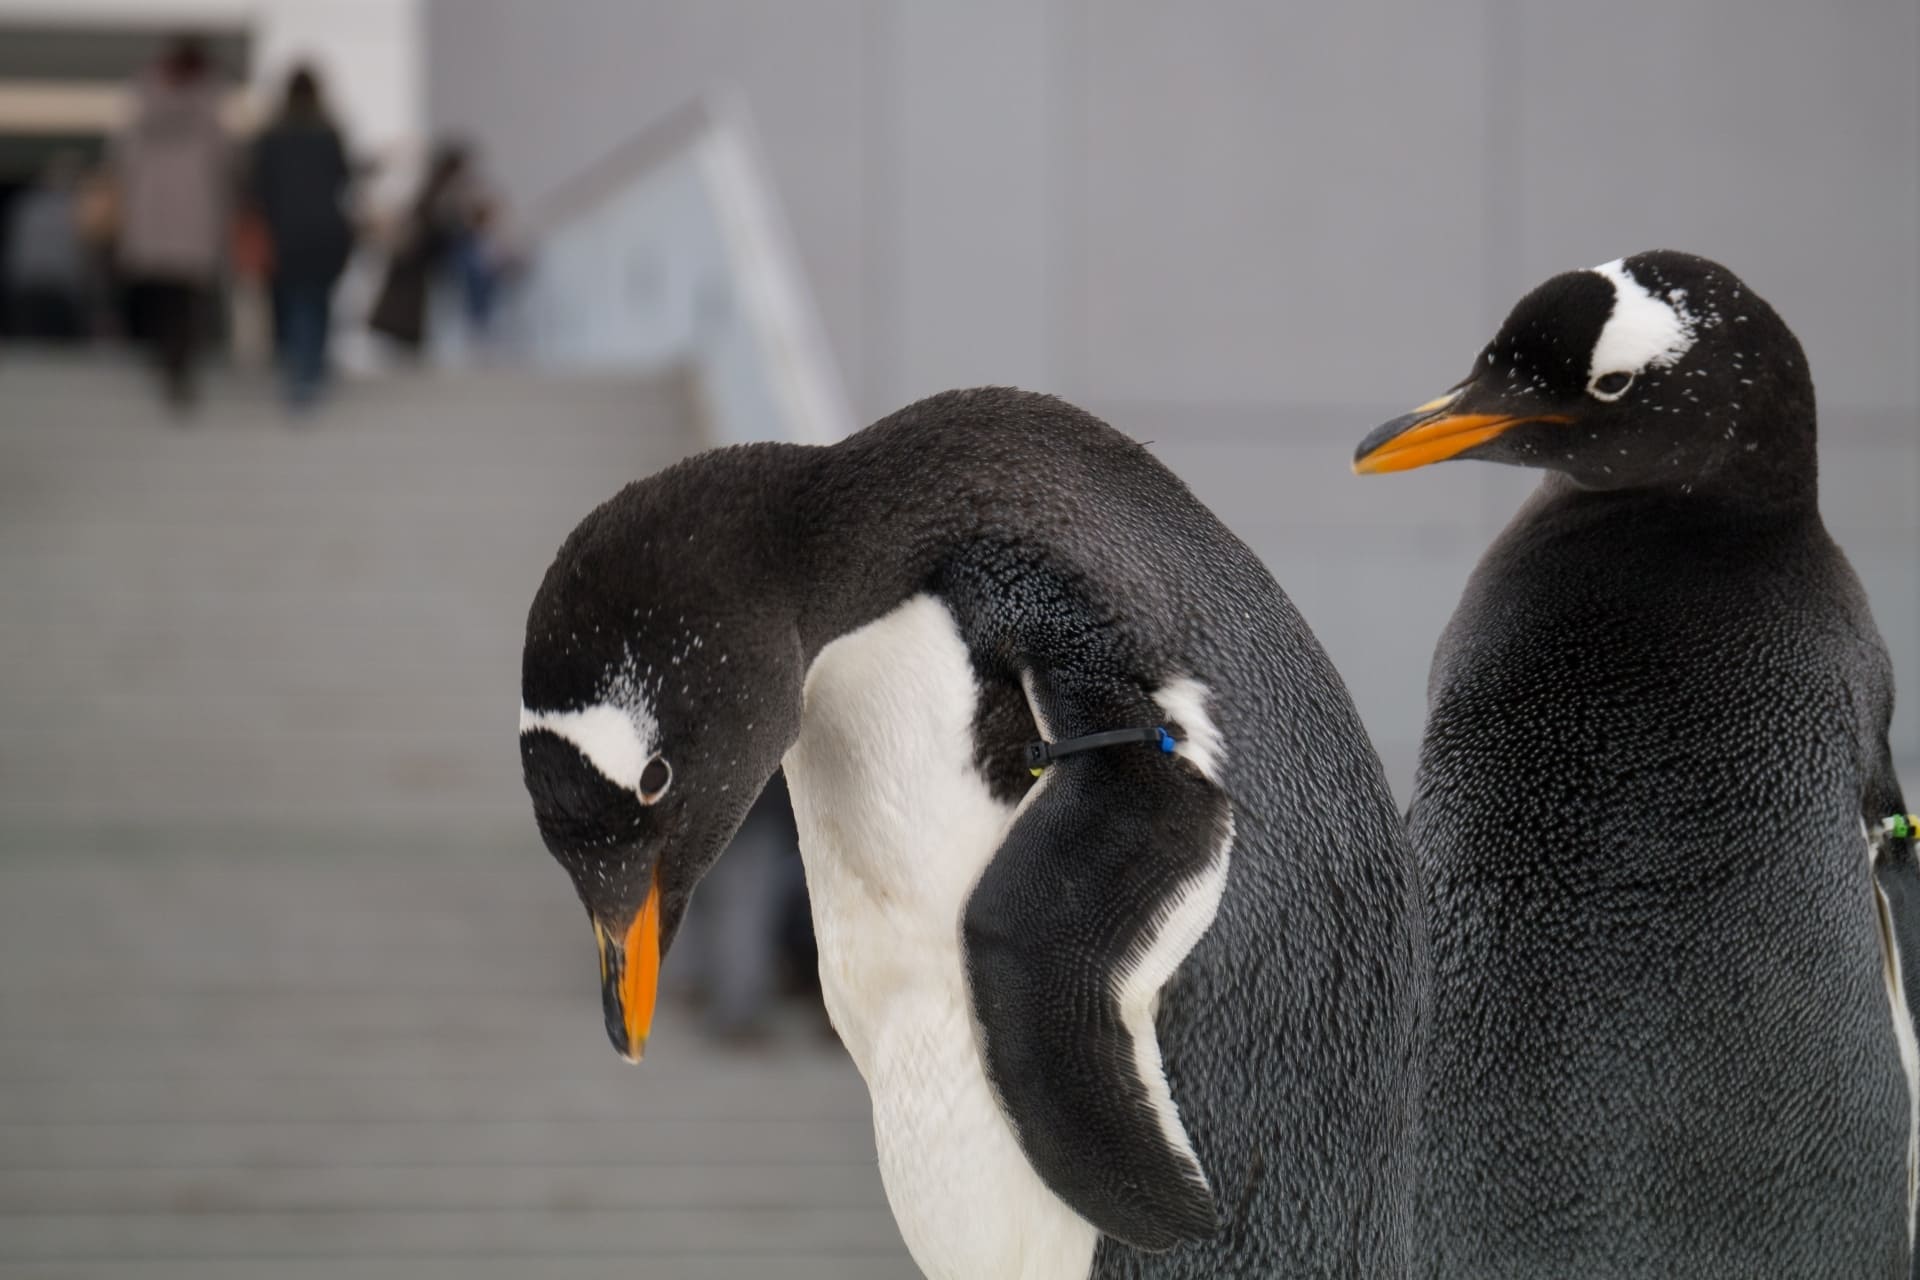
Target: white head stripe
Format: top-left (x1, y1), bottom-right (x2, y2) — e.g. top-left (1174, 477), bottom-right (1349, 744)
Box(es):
top-left (1587, 259), bottom-right (1697, 381)
top-left (520, 702), bottom-right (658, 791)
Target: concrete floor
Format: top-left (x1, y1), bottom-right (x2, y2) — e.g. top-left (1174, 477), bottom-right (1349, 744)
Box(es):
top-left (0, 828), bottom-right (916, 1279)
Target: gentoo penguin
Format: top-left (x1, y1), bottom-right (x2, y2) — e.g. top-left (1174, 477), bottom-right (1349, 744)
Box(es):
top-left (1354, 250), bottom-right (1917, 1277)
top-left (519, 388), bottom-right (1425, 1277)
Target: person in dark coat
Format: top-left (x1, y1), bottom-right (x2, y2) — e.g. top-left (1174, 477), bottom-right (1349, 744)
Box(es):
top-left (368, 143), bottom-right (473, 356)
top-left (4, 151), bottom-right (92, 342)
top-left (249, 65), bottom-right (353, 407)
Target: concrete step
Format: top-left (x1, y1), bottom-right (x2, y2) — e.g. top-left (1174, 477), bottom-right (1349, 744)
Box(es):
top-left (0, 832), bottom-right (915, 1278)
top-left (1, 356), bottom-right (705, 828)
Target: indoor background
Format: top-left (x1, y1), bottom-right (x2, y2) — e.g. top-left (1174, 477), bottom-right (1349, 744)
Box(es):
top-left (1, 1), bottom-right (1914, 1276)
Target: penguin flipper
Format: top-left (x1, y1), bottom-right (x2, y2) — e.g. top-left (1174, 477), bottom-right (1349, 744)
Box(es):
top-left (962, 749), bottom-right (1228, 1252)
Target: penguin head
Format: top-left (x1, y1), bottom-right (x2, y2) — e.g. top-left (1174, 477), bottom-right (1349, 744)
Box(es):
top-left (1353, 250), bottom-right (1814, 494)
top-left (517, 469), bottom-right (805, 1062)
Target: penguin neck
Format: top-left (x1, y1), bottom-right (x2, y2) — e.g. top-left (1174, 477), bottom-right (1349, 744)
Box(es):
top-left (776, 433), bottom-right (1000, 664)
top-left (1696, 407), bottom-right (1819, 512)
top-left (1549, 410), bottom-right (1819, 520)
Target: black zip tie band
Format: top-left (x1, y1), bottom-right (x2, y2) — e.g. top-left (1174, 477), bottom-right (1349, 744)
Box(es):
top-left (1026, 726), bottom-right (1177, 776)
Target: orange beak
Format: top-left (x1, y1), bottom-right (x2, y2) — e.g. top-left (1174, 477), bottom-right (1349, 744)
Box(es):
top-left (1353, 393), bottom-right (1570, 475)
top-left (593, 870), bottom-right (663, 1063)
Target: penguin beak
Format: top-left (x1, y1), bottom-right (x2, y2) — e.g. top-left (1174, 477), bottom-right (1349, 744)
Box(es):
top-left (592, 869), bottom-right (664, 1063)
top-left (1352, 391), bottom-right (1570, 475)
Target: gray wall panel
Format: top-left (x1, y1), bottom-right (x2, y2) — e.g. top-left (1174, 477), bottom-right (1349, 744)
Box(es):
top-left (1072, 1), bottom-right (1492, 406)
top-left (883, 1), bottom-right (1061, 406)
top-left (1515, 0), bottom-right (1920, 410)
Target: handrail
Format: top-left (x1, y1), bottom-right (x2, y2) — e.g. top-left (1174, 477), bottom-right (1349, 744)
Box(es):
top-left (518, 95), bottom-right (719, 239)
top-left (506, 89), bottom-right (856, 446)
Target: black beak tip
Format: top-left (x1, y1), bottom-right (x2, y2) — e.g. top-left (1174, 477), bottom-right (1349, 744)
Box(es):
top-left (600, 983), bottom-right (630, 1058)
top-left (1354, 411), bottom-right (1424, 465)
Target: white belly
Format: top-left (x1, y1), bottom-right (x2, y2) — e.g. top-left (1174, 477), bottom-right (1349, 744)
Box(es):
top-left (783, 594), bottom-right (1098, 1280)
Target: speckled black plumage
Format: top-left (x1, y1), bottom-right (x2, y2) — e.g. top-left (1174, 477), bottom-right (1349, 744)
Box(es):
top-left (521, 388), bottom-right (1425, 1275)
top-left (1371, 253), bottom-right (1914, 1277)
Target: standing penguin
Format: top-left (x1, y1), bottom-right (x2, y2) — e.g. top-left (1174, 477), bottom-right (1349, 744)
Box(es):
top-left (1354, 250), bottom-right (1916, 1277)
top-left (519, 389), bottom-right (1424, 1278)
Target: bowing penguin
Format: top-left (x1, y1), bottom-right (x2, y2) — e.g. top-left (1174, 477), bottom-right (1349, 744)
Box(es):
top-left (1355, 251), bottom-right (1916, 1277)
top-left (519, 388), bottom-right (1424, 1278)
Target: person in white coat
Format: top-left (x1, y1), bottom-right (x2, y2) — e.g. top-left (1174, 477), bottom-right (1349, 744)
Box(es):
top-left (114, 35), bottom-right (231, 409)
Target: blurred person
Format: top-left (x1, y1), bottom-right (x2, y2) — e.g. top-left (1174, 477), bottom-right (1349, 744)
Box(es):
top-left (368, 142), bottom-right (473, 357)
top-left (73, 162), bottom-right (123, 337)
top-left (452, 183), bottom-right (522, 343)
top-left (3, 151), bottom-right (91, 342)
top-left (452, 203), bottom-right (498, 337)
top-left (250, 64), bottom-right (354, 408)
top-left (226, 195), bottom-right (273, 367)
top-left (113, 34), bottom-right (232, 410)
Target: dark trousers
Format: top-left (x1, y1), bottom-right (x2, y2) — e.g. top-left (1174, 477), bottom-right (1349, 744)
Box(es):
top-left (129, 279), bottom-right (205, 406)
top-left (273, 277), bottom-right (334, 404)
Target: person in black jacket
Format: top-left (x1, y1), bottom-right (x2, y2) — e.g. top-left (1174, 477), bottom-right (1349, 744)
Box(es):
top-left (368, 142), bottom-right (477, 358)
top-left (250, 65), bottom-right (353, 408)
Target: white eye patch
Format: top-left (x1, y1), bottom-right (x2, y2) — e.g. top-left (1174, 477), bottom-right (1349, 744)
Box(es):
top-left (520, 701), bottom-right (659, 792)
top-left (1587, 259), bottom-right (1697, 387)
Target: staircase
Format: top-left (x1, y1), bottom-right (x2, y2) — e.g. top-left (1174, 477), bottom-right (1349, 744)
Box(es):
top-left (0, 355), bottom-right (702, 836)
top-left (0, 353), bottom-right (918, 1279)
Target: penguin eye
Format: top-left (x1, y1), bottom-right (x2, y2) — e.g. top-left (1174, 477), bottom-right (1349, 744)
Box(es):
top-left (637, 755), bottom-right (671, 804)
top-left (1588, 370), bottom-right (1635, 401)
